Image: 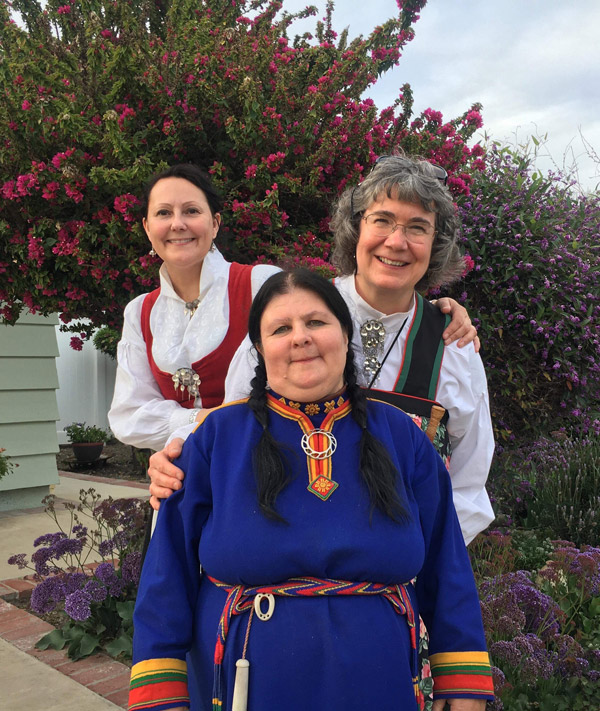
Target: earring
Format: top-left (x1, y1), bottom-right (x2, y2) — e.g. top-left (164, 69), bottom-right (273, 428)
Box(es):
top-left (210, 240), bottom-right (216, 253)
top-left (149, 248), bottom-right (156, 257)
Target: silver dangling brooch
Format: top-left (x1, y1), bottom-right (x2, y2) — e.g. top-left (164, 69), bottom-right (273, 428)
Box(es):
top-left (360, 319), bottom-right (385, 383)
top-left (184, 298), bottom-right (200, 317)
top-left (172, 368), bottom-right (201, 398)
top-left (301, 429), bottom-right (338, 460)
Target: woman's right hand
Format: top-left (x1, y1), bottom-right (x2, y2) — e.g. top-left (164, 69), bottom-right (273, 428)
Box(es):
top-left (148, 438), bottom-right (186, 510)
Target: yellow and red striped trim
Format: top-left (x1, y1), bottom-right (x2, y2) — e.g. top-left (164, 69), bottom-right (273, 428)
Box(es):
top-left (128, 658), bottom-right (189, 711)
top-left (429, 651), bottom-right (494, 697)
top-left (266, 394), bottom-right (351, 486)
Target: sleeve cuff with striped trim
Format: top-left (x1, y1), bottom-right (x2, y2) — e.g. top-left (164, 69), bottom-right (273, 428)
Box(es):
top-left (128, 657), bottom-right (190, 711)
top-left (429, 651), bottom-right (495, 699)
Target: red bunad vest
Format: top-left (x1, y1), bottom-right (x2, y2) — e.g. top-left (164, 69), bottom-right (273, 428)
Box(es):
top-left (140, 263), bottom-right (254, 409)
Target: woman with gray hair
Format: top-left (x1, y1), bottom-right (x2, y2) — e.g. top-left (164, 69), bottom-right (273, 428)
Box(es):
top-left (328, 154), bottom-right (494, 544)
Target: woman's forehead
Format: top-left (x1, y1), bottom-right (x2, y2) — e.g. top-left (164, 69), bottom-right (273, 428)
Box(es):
top-left (261, 288), bottom-right (329, 318)
top-left (368, 185), bottom-right (435, 213)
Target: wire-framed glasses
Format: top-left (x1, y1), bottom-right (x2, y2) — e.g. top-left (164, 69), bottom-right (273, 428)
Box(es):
top-left (361, 214), bottom-right (435, 243)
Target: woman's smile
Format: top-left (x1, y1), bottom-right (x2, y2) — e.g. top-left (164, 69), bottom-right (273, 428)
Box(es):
top-left (142, 176), bottom-right (221, 282)
top-left (257, 287), bottom-right (349, 403)
top-left (355, 197), bottom-right (434, 314)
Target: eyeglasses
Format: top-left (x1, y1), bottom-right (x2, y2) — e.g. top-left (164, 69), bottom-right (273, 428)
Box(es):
top-left (374, 155), bottom-right (449, 186)
top-left (361, 213), bottom-right (435, 243)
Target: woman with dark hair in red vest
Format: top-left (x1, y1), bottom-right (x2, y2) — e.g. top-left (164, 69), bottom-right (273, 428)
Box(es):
top-left (108, 164), bottom-right (279, 451)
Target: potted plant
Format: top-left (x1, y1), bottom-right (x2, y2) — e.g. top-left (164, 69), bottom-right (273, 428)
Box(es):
top-left (64, 422), bottom-right (110, 463)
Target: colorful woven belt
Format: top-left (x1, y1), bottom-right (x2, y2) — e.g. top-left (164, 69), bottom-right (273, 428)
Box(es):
top-left (207, 575), bottom-right (420, 710)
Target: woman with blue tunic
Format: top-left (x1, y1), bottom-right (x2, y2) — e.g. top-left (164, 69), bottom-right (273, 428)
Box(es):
top-left (129, 270), bottom-right (493, 711)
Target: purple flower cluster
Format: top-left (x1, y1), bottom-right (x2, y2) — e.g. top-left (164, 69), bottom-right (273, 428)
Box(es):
top-left (541, 543), bottom-right (600, 598)
top-left (491, 634), bottom-right (554, 681)
top-left (480, 571), bottom-right (564, 639)
top-left (94, 562), bottom-right (125, 597)
top-left (64, 589), bottom-right (92, 622)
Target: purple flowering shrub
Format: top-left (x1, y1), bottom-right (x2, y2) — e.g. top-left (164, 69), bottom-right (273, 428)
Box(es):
top-left (488, 435), bottom-right (600, 546)
top-left (0, 0), bottom-right (485, 344)
top-left (8, 488), bottom-right (148, 660)
top-left (449, 145), bottom-right (600, 439)
top-left (470, 535), bottom-right (600, 710)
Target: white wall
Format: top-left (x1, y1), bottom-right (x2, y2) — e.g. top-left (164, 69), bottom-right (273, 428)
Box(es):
top-left (55, 325), bottom-right (116, 444)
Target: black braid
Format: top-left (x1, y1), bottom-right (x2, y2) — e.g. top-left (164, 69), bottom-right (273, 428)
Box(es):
top-left (345, 350), bottom-right (410, 523)
top-left (247, 357), bottom-right (293, 523)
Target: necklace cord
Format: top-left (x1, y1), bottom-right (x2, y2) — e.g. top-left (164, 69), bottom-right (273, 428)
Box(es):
top-left (366, 318), bottom-right (408, 390)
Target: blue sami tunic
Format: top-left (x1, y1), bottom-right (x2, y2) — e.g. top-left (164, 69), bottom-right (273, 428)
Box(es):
top-left (129, 395), bottom-right (493, 710)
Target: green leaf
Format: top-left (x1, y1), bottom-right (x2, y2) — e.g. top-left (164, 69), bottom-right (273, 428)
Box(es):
top-left (78, 632), bottom-right (101, 657)
top-left (35, 629), bottom-right (67, 651)
top-left (116, 600), bottom-right (135, 621)
top-left (105, 633), bottom-right (133, 659)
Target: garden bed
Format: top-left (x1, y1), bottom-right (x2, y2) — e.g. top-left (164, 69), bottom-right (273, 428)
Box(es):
top-left (56, 442), bottom-right (149, 482)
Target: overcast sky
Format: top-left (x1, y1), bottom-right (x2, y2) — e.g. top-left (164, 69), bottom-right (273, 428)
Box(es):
top-left (285, 0), bottom-right (600, 193)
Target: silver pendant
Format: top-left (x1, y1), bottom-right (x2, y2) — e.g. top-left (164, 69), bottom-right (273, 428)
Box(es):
top-left (301, 429), bottom-right (337, 460)
top-left (184, 298), bottom-right (201, 317)
top-left (172, 368), bottom-right (201, 398)
top-left (360, 319), bottom-right (385, 381)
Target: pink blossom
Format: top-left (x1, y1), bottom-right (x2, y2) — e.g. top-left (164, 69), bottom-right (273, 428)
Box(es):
top-left (117, 106), bottom-right (136, 127)
top-left (93, 206), bottom-right (112, 224)
top-left (52, 222), bottom-right (83, 256)
top-left (64, 184), bottom-right (84, 203)
top-left (114, 194), bottom-right (140, 222)
top-left (1, 181), bottom-right (17, 200)
top-left (263, 152), bottom-right (286, 172)
top-left (462, 254), bottom-right (475, 276)
top-left (70, 337), bottom-right (84, 351)
top-left (27, 236), bottom-right (45, 267)
top-left (423, 108), bottom-right (443, 125)
top-left (464, 110), bottom-right (483, 128)
top-left (245, 164), bottom-right (257, 179)
top-left (21, 100), bottom-right (32, 111)
top-left (42, 182), bottom-right (60, 200)
top-left (51, 148), bottom-right (75, 169)
top-left (65, 286), bottom-right (88, 300)
top-left (57, 5), bottom-right (71, 14)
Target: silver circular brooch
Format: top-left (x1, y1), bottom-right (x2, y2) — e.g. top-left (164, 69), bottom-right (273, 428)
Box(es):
top-left (301, 429), bottom-right (337, 460)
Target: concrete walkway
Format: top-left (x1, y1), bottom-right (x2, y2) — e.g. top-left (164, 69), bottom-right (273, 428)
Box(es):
top-left (0, 472), bottom-right (149, 710)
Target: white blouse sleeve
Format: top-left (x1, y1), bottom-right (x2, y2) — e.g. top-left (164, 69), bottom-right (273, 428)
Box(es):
top-left (437, 343), bottom-right (495, 545)
top-left (222, 264), bottom-right (280, 402)
top-left (108, 297), bottom-right (197, 451)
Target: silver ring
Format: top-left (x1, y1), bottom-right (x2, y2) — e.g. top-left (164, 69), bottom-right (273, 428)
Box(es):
top-left (301, 429), bottom-right (337, 460)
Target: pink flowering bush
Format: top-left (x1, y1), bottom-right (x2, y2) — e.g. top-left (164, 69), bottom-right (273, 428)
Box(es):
top-left (0, 0), bottom-right (484, 341)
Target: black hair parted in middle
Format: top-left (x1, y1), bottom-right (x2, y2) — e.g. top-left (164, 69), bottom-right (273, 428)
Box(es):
top-left (246, 268), bottom-right (410, 524)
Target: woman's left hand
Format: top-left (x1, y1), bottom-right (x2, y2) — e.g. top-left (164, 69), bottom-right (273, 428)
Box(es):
top-left (435, 297), bottom-right (480, 352)
top-left (432, 699), bottom-right (487, 710)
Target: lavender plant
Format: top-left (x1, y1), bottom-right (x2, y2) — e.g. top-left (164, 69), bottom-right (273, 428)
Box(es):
top-left (475, 549), bottom-right (600, 711)
top-left (487, 435), bottom-right (600, 547)
top-left (450, 144), bottom-right (600, 439)
top-left (8, 488), bottom-right (149, 660)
